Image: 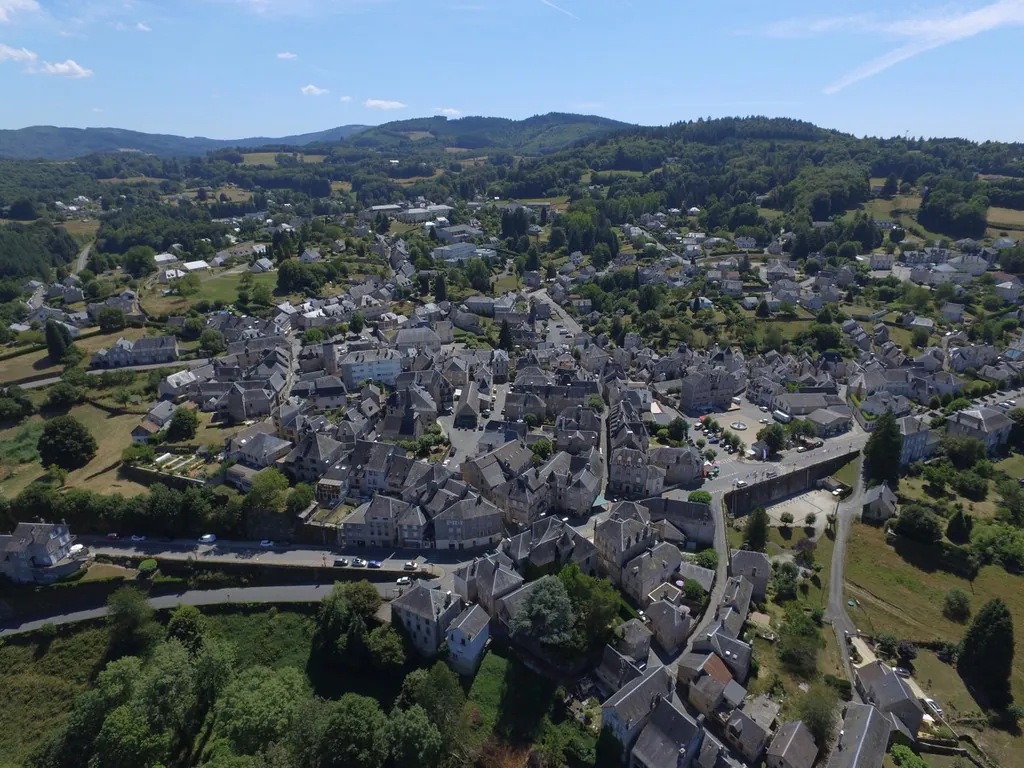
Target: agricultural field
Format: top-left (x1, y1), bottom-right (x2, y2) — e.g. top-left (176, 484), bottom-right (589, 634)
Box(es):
top-left (0, 402), bottom-right (148, 498)
top-left (986, 206), bottom-right (1024, 232)
top-left (330, 180), bottom-right (353, 193)
top-left (0, 327), bottom-right (148, 385)
top-left (844, 523), bottom-right (1024, 765)
top-left (59, 219), bottom-right (100, 239)
top-left (97, 176), bottom-right (166, 185)
top-left (241, 152), bottom-right (326, 166)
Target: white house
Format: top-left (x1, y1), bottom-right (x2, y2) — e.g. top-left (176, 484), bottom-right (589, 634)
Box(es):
top-left (446, 604), bottom-right (490, 675)
top-left (182, 260), bottom-right (210, 273)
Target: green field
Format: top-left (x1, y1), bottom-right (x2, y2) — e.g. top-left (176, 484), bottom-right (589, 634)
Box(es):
top-left (141, 271), bottom-right (279, 316)
top-left (241, 152), bottom-right (326, 167)
top-left (986, 206), bottom-right (1024, 231)
top-left (845, 523), bottom-right (1024, 765)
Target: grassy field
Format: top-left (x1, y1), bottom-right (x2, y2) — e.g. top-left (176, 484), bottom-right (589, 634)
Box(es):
top-left (759, 208), bottom-right (785, 219)
top-left (492, 274), bottom-right (520, 294)
top-left (97, 176), bottom-right (166, 185)
top-left (331, 180), bottom-right (353, 193)
top-left (986, 206), bottom-right (1024, 231)
top-left (846, 523), bottom-right (1024, 698)
top-left (0, 327), bottom-right (148, 385)
top-left (0, 625), bottom-right (110, 766)
top-left (846, 522), bottom-right (1024, 765)
top-left (140, 271), bottom-right (279, 315)
top-left (60, 219), bottom-right (100, 239)
top-left (0, 402), bottom-right (148, 498)
top-left (466, 647), bottom-right (563, 748)
top-left (205, 608), bottom-right (315, 671)
top-left (898, 475), bottom-right (999, 519)
top-left (241, 152), bottom-right (326, 167)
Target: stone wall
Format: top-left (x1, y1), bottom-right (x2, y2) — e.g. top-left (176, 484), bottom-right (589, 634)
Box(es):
top-left (722, 450), bottom-right (859, 517)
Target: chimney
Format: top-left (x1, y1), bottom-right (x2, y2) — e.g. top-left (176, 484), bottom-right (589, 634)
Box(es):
top-left (445, 590), bottom-right (452, 607)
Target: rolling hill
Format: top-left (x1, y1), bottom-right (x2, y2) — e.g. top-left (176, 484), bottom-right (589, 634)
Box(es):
top-left (0, 113), bottom-right (633, 160)
top-left (0, 124), bottom-right (371, 161)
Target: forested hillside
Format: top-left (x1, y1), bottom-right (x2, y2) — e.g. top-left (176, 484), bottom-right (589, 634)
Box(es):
top-left (0, 223), bottom-right (79, 280)
top-left (0, 124), bottom-right (370, 161)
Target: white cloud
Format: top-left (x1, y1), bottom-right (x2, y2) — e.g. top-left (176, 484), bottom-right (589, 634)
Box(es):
top-left (364, 98), bottom-right (406, 110)
top-left (301, 83), bottom-right (328, 96)
top-left (339, 95), bottom-right (353, 102)
top-left (538, 0), bottom-right (576, 20)
top-left (136, 21), bottom-right (151, 31)
top-left (0, 42), bottom-right (37, 61)
top-left (36, 59), bottom-right (94, 77)
top-left (762, 1), bottom-right (1024, 94)
top-left (0, 0), bottom-right (39, 24)
top-left (276, 51), bottom-right (297, 59)
top-left (434, 107), bottom-right (461, 117)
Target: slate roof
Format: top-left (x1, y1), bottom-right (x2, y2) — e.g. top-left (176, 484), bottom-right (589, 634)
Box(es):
top-left (767, 721), bottom-right (817, 768)
top-left (630, 698), bottom-right (701, 768)
top-left (449, 604), bottom-right (489, 639)
top-left (391, 583), bottom-right (456, 621)
top-left (826, 703), bottom-right (892, 768)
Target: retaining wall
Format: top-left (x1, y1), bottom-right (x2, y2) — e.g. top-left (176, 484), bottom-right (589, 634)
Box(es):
top-left (722, 450), bottom-right (859, 517)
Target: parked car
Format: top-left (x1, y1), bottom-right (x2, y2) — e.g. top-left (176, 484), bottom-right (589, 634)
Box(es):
top-left (797, 446), bottom-right (807, 453)
top-left (403, 562), bottom-right (418, 570)
top-left (894, 667), bottom-right (911, 678)
top-left (107, 532), bottom-right (121, 540)
top-left (130, 534), bottom-right (146, 543)
top-left (352, 558), bottom-right (367, 567)
top-left (396, 576), bottom-right (412, 586)
top-left (368, 560), bottom-right (382, 569)
top-left (198, 534), bottom-right (216, 545)
top-left (735, 479), bottom-right (747, 487)
top-left (925, 698), bottom-right (943, 717)
top-left (259, 539), bottom-right (274, 548)
top-left (333, 558), bottom-right (349, 567)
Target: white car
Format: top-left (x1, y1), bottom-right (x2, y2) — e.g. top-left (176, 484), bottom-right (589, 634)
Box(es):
top-left (759, 418), bottom-right (769, 424)
top-left (259, 539), bottom-right (274, 548)
top-left (131, 534), bottom-right (147, 543)
top-left (198, 534), bottom-right (217, 545)
top-left (924, 698), bottom-right (943, 717)
top-left (396, 576), bottom-right (412, 586)
top-left (759, 405), bottom-right (769, 412)
top-left (735, 479), bottom-right (747, 487)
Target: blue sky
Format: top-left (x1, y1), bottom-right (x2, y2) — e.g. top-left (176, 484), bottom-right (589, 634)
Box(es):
top-left (1, 0), bottom-right (1024, 141)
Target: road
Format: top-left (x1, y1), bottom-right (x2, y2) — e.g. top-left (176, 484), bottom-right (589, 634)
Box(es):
top-left (73, 243), bottom-right (91, 275)
top-left (1, 583), bottom-right (359, 637)
top-left (16, 357), bottom-right (212, 389)
top-left (825, 452), bottom-right (867, 698)
top-left (530, 288), bottom-right (583, 337)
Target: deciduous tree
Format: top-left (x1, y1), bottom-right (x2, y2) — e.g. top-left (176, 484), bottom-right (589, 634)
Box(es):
top-left (37, 414), bottom-right (97, 469)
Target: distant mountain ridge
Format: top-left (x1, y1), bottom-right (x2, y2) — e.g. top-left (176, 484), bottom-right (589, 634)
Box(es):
top-left (0, 113), bottom-right (634, 160)
top-left (0, 124), bottom-right (372, 161)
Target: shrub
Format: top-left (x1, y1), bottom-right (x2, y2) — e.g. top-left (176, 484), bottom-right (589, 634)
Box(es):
top-left (944, 588), bottom-right (971, 622)
top-left (137, 558), bottom-right (159, 577)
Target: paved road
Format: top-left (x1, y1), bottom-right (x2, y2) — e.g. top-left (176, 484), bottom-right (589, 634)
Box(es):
top-left (74, 243), bottom-right (91, 275)
top-left (825, 452), bottom-right (867, 698)
top-left (530, 288), bottom-right (582, 337)
top-left (16, 357), bottom-right (212, 389)
top-left (0, 584), bottom-right (354, 637)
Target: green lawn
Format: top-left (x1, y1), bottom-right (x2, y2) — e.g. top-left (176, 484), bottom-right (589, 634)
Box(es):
top-left (845, 521), bottom-right (1024, 755)
top-left (141, 271), bottom-right (280, 316)
top-left (492, 274), bottom-right (520, 294)
top-left (833, 458), bottom-right (860, 490)
top-left (205, 608), bottom-right (314, 671)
